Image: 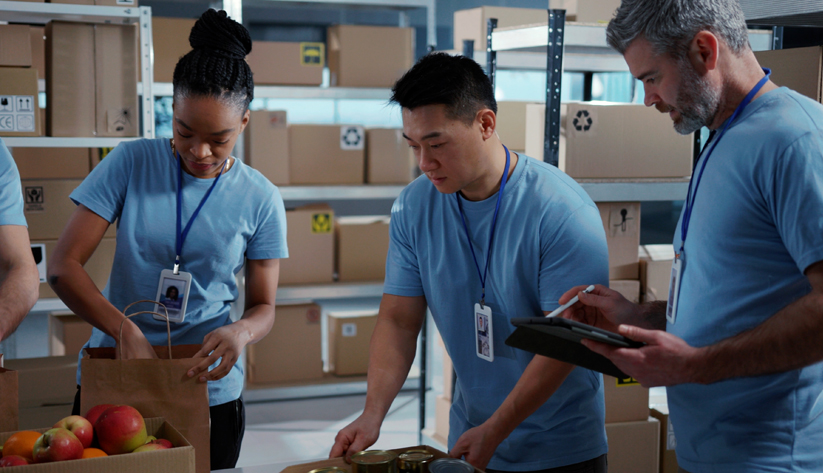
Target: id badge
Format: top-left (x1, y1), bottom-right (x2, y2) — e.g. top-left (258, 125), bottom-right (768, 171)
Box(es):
top-left (153, 269), bottom-right (192, 323)
top-left (474, 303), bottom-right (494, 362)
top-left (666, 256), bottom-right (683, 325)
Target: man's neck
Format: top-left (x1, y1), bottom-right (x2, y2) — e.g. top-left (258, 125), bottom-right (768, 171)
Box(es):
top-left (460, 142), bottom-right (518, 202)
top-left (707, 54), bottom-right (777, 130)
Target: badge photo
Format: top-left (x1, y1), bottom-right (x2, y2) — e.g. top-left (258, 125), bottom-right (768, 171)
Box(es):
top-left (154, 269), bottom-right (192, 323)
top-left (474, 303), bottom-right (494, 362)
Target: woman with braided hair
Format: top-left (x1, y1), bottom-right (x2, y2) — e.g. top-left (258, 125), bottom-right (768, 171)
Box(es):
top-left (49, 9), bottom-right (286, 469)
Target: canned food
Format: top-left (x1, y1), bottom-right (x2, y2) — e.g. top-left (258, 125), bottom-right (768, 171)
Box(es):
top-left (397, 450), bottom-right (435, 473)
top-left (428, 458), bottom-right (474, 473)
top-left (351, 450), bottom-right (398, 473)
top-left (309, 468), bottom-right (348, 473)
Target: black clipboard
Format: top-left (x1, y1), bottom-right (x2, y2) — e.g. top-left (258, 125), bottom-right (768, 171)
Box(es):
top-left (504, 317), bottom-right (644, 378)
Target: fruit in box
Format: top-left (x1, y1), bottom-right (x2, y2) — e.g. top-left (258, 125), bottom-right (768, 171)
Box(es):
top-left (85, 404), bottom-right (116, 427)
top-left (94, 405), bottom-right (147, 455)
top-left (32, 428), bottom-right (84, 463)
top-left (0, 455), bottom-right (29, 466)
top-left (54, 415), bottom-right (94, 449)
top-left (81, 448), bottom-right (108, 459)
top-left (2, 431), bottom-right (40, 462)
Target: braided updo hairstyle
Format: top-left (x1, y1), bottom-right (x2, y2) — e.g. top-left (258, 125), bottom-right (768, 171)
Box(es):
top-left (172, 9), bottom-right (254, 113)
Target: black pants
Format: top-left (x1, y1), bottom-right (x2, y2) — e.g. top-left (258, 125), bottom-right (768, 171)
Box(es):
top-left (72, 387), bottom-right (245, 470)
top-left (486, 454), bottom-right (608, 473)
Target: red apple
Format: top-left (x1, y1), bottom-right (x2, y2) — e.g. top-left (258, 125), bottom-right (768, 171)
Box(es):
top-left (132, 442), bottom-right (170, 453)
top-left (32, 428), bottom-right (84, 463)
top-left (0, 455), bottom-right (28, 467)
top-left (153, 439), bottom-right (173, 449)
top-left (54, 415), bottom-right (94, 449)
top-left (94, 405), bottom-right (147, 455)
top-left (84, 404), bottom-right (116, 427)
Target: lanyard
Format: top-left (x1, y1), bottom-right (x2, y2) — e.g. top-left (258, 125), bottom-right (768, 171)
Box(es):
top-left (456, 145), bottom-right (511, 308)
top-left (679, 68), bottom-right (771, 255)
top-left (174, 151), bottom-right (227, 274)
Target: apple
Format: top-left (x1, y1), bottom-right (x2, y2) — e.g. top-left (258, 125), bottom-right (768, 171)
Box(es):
top-left (32, 428), bottom-right (84, 463)
top-left (132, 443), bottom-right (170, 453)
top-left (0, 455), bottom-right (28, 467)
top-left (94, 405), bottom-right (147, 455)
top-left (153, 439), bottom-right (173, 449)
top-left (54, 415), bottom-right (94, 449)
top-left (85, 404), bottom-right (116, 427)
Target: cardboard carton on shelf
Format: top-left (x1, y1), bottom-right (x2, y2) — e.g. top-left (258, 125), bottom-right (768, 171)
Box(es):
top-left (11, 147), bottom-right (91, 179)
top-left (95, 23), bottom-right (139, 137)
top-left (246, 303), bottom-right (323, 385)
top-left (596, 202), bottom-right (641, 280)
top-left (453, 7), bottom-right (548, 51)
top-left (609, 279), bottom-right (640, 304)
top-left (247, 41), bottom-right (324, 86)
top-left (30, 26), bottom-right (46, 81)
top-left (336, 216), bottom-right (390, 282)
top-left (606, 417), bottom-right (660, 473)
top-left (22, 179), bottom-right (116, 240)
top-left (603, 374), bottom-right (649, 423)
top-left (245, 110), bottom-right (289, 186)
top-left (755, 46), bottom-right (823, 103)
top-left (651, 405), bottom-right (679, 473)
top-left (279, 204), bottom-right (335, 285)
top-left (152, 18), bottom-right (196, 84)
top-left (0, 68), bottom-right (41, 137)
top-left (549, 0), bottom-right (621, 23)
top-left (327, 309), bottom-right (378, 376)
top-left (50, 314), bottom-right (94, 357)
top-left (0, 355), bottom-right (19, 433)
top-left (31, 238), bottom-right (116, 299)
top-left (640, 244), bottom-right (675, 303)
top-left (0, 24), bottom-right (33, 67)
top-left (288, 124), bottom-right (365, 185)
top-left (365, 128), bottom-right (417, 184)
top-left (496, 101), bottom-right (534, 154)
top-left (327, 25), bottom-right (414, 88)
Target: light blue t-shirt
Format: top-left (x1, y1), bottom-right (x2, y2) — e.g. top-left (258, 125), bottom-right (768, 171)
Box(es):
top-left (0, 139), bottom-right (26, 227)
top-left (71, 138), bottom-right (288, 406)
top-left (386, 154), bottom-right (609, 471)
top-left (668, 88), bottom-right (823, 473)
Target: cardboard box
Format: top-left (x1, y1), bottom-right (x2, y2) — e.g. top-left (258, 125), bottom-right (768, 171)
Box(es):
top-left (95, 24), bottom-right (139, 137)
top-left (439, 334), bottom-right (454, 400)
top-left (30, 27), bottom-right (46, 81)
top-left (434, 394), bottom-right (451, 444)
top-left (46, 21), bottom-right (95, 137)
top-left (454, 7), bottom-right (548, 51)
top-left (18, 404), bottom-right (72, 430)
top-left (152, 18), bottom-right (196, 84)
top-left (605, 417), bottom-right (660, 473)
top-left (0, 357), bottom-right (19, 433)
top-left (640, 244), bottom-right (675, 303)
top-left (282, 445), bottom-right (484, 473)
top-left (0, 25), bottom-right (33, 67)
top-left (247, 42), bottom-right (324, 86)
top-left (651, 406), bottom-right (679, 473)
top-left (0, 417), bottom-right (195, 473)
top-left (549, 0), bottom-right (621, 23)
top-left (0, 68), bottom-right (41, 137)
top-left (597, 202), bottom-right (640, 279)
top-left (5, 355), bottom-right (78, 408)
top-left (22, 179), bottom-right (116, 240)
top-left (245, 110), bottom-right (289, 186)
top-left (609, 279), bottom-right (640, 304)
top-left (11, 147), bottom-right (90, 179)
top-left (365, 128), bottom-right (416, 184)
top-left (496, 101), bottom-right (532, 153)
top-left (288, 124), bottom-right (365, 184)
top-left (327, 310), bottom-right (378, 376)
top-left (50, 314), bottom-right (93, 357)
top-left (31, 238), bottom-right (116, 299)
top-left (604, 375), bottom-right (649, 424)
top-left (327, 25), bottom-right (413, 88)
top-left (336, 216), bottom-right (390, 282)
top-left (755, 46), bottom-right (822, 103)
top-left (246, 303), bottom-right (323, 385)
top-left (525, 102), bottom-right (693, 178)
top-left (280, 204), bottom-right (335, 285)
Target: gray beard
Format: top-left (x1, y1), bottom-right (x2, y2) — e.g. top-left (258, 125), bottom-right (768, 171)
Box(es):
top-left (673, 63), bottom-right (722, 135)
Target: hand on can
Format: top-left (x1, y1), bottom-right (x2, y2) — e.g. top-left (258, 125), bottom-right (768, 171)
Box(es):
top-left (329, 412), bottom-right (382, 462)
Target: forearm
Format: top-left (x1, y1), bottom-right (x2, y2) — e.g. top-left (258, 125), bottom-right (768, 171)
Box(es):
top-left (485, 355), bottom-right (574, 441)
top-left (363, 317), bottom-right (419, 421)
top-left (235, 304), bottom-right (275, 346)
top-left (694, 291), bottom-right (823, 384)
top-left (0, 262), bottom-right (39, 342)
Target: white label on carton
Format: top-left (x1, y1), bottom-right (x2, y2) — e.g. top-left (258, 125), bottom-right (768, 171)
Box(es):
top-left (31, 244), bottom-right (46, 283)
top-left (340, 126), bottom-right (365, 151)
top-left (609, 206), bottom-right (637, 237)
top-left (23, 186), bottom-right (45, 213)
top-left (342, 323), bottom-right (357, 337)
top-left (0, 96), bottom-right (35, 132)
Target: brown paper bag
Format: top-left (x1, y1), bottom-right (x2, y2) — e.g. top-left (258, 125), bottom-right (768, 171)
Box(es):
top-left (0, 354), bottom-right (19, 432)
top-left (79, 302), bottom-right (210, 473)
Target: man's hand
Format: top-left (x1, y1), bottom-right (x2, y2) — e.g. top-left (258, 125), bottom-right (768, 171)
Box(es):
top-left (329, 412), bottom-right (382, 462)
top-left (558, 284), bottom-right (651, 331)
top-left (582, 325), bottom-right (704, 387)
top-left (449, 422), bottom-right (504, 471)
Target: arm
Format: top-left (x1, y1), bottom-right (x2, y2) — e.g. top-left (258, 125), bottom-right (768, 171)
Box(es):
top-left (0, 225), bottom-right (39, 342)
top-left (188, 258), bottom-right (279, 382)
top-left (48, 205), bottom-right (156, 359)
top-left (330, 293), bottom-right (427, 461)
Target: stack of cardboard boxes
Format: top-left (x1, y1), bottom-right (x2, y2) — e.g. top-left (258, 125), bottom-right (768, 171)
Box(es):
top-left (639, 244), bottom-right (675, 303)
top-left (5, 355), bottom-right (79, 430)
top-left (603, 375), bottom-right (660, 473)
top-left (0, 25), bottom-right (42, 138)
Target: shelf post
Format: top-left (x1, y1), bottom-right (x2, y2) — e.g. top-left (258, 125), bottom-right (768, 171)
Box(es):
top-left (543, 9), bottom-right (565, 167)
top-left (139, 6), bottom-right (155, 139)
top-left (486, 18), bottom-right (498, 90)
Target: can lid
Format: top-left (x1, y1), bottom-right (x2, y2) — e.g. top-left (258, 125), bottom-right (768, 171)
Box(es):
top-left (398, 452), bottom-right (435, 462)
top-left (351, 450), bottom-right (399, 465)
top-left (309, 468), bottom-right (348, 473)
top-left (429, 458), bottom-right (474, 473)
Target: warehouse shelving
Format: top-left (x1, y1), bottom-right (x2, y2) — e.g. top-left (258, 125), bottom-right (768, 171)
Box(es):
top-left (741, 0), bottom-right (823, 27)
top-left (152, 82), bottom-right (392, 100)
top-left (3, 137), bottom-right (142, 148)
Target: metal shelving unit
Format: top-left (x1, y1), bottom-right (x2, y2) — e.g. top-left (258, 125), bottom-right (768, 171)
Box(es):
top-left (0, 1), bottom-right (155, 147)
top-left (153, 82), bottom-right (392, 100)
top-left (741, 0), bottom-right (823, 27)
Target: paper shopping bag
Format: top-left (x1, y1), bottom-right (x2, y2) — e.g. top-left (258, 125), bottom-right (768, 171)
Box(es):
top-left (0, 354), bottom-right (19, 432)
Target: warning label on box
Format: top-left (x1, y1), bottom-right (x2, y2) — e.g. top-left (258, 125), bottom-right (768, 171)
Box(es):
top-left (0, 96), bottom-right (36, 133)
top-left (24, 186), bottom-right (45, 213)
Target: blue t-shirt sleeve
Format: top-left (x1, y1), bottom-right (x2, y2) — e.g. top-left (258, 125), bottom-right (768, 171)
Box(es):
top-left (383, 197), bottom-right (424, 297)
top-left (538, 203), bottom-right (609, 312)
top-left (70, 144), bottom-right (132, 223)
top-left (769, 132), bottom-right (823, 273)
top-left (0, 140), bottom-right (26, 227)
top-left (246, 186), bottom-right (288, 260)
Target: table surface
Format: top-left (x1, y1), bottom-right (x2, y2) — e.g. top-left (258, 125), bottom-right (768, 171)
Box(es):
top-left (217, 458), bottom-right (324, 473)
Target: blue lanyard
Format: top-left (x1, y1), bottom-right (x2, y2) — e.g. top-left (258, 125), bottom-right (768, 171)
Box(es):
top-left (679, 68), bottom-right (771, 255)
top-left (456, 145), bottom-right (511, 307)
top-left (174, 151), bottom-right (227, 274)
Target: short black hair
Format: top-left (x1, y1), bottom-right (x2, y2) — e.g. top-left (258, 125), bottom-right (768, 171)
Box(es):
top-left (172, 9), bottom-right (254, 113)
top-left (390, 52), bottom-right (497, 125)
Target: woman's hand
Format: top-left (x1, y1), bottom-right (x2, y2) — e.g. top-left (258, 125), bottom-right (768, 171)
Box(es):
top-left (187, 323), bottom-right (252, 382)
top-left (117, 319), bottom-right (158, 360)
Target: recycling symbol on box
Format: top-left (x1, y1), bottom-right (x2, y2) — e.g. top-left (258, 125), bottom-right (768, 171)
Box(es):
top-left (573, 110), bottom-right (593, 131)
top-left (340, 126), bottom-right (364, 151)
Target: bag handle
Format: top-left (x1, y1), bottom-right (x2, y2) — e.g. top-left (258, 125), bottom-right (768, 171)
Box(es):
top-left (118, 300), bottom-right (173, 360)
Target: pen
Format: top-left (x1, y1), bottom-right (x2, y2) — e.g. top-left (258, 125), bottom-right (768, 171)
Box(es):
top-left (545, 285), bottom-right (596, 318)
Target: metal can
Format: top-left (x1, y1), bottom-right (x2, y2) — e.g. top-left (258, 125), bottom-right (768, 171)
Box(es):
top-left (397, 450), bottom-right (435, 473)
top-left (309, 468), bottom-right (349, 473)
top-left (351, 450), bottom-right (398, 473)
top-left (428, 458), bottom-right (474, 473)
